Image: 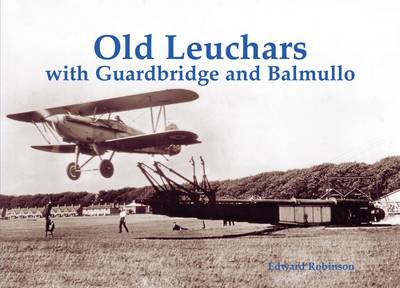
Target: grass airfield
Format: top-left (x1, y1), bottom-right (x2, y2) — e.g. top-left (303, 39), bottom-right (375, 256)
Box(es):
top-left (1, 215), bottom-right (399, 288)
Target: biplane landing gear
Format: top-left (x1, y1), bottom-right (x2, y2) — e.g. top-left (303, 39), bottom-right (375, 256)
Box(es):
top-left (67, 163), bottom-right (81, 180)
top-left (67, 145), bottom-right (81, 180)
top-left (100, 159), bottom-right (114, 178)
top-left (65, 145), bottom-right (115, 180)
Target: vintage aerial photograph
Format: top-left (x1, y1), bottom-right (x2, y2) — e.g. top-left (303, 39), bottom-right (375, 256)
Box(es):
top-left (1, 0), bottom-right (400, 287)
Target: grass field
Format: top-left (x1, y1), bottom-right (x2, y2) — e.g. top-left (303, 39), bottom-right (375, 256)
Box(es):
top-left (1, 215), bottom-right (399, 288)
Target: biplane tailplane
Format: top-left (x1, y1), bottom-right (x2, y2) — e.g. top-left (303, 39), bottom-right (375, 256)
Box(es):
top-left (31, 144), bottom-right (76, 153)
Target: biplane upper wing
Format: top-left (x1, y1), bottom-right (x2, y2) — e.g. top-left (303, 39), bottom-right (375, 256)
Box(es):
top-left (102, 130), bottom-right (201, 153)
top-left (7, 89), bottom-right (198, 123)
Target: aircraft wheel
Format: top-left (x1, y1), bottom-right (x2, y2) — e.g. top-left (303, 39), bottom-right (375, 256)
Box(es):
top-left (67, 162), bottom-right (81, 180)
top-left (100, 159), bottom-right (114, 178)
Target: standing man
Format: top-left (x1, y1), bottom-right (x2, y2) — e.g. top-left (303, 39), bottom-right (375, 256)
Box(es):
top-left (119, 207), bottom-right (129, 233)
top-left (43, 201), bottom-right (53, 238)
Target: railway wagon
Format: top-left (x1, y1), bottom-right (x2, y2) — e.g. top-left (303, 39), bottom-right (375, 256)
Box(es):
top-left (139, 198), bottom-right (385, 226)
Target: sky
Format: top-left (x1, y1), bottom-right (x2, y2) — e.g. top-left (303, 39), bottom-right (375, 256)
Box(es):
top-left (1, 0), bottom-right (400, 195)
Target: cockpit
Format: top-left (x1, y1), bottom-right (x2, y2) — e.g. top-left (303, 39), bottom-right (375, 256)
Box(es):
top-left (114, 115), bottom-right (124, 123)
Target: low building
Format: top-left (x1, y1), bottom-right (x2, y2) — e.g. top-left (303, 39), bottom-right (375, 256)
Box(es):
top-left (82, 203), bottom-right (119, 216)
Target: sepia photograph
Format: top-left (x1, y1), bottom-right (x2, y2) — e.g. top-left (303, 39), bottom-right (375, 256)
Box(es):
top-left (1, 0), bottom-right (400, 287)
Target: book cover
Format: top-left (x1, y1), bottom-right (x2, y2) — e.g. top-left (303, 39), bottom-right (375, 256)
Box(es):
top-left (1, 0), bottom-right (399, 287)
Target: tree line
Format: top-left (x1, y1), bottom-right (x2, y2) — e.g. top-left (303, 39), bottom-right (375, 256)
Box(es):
top-left (1, 156), bottom-right (400, 208)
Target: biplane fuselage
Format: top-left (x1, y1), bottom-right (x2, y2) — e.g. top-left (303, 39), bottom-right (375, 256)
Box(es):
top-left (49, 114), bottom-right (138, 143)
top-left (7, 89), bottom-right (199, 180)
top-left (47, 113), bottom-right (181, 156)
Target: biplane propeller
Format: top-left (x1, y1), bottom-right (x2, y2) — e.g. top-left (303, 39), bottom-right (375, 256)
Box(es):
top-left (7, 89), bottom-right (201, 180)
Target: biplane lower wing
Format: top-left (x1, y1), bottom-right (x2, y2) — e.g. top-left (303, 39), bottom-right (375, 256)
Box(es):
top-left (31, 130), bottom-right (200, 154)
top-left (102, 130), bottom-right (201, 153)
top-left (32, 144), bottom-right (76, 153)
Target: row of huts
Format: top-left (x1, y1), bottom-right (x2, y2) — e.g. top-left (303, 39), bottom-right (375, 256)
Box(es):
top-left (4, 205), bottom-right (81, 219)
top-left (1, 201), bottom-right (149, 219)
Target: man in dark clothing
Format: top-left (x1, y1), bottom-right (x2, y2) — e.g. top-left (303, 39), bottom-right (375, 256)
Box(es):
top-left (172, 222), bottom-right (188, 231)
top-left (43, 201), bottom-right (53, 238)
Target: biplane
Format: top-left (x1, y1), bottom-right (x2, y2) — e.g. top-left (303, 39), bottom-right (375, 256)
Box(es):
top-left (7, 89), bottom-right (201, 180)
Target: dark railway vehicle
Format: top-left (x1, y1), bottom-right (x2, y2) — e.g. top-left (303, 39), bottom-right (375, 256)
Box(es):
top-left (137, 159), bottom-right (385, 226)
